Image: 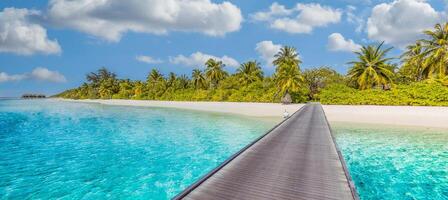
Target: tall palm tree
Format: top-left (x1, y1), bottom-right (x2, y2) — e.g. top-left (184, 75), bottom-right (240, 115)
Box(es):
top-left (205, 59), bottom-right (228, 88)
top-left (274, 63), bottom-right (303, 98)
top-left (146, 69), bottom-right (166, 98)
top-left (192, 69), bottom-right (206, 89)
top-left (167, 72), bottom-right (177, 88)
top-left (419, 23), bottom-right (448, 78)
top-left (147, 69), bottom-right (164, 85)
top-left (177, 74), bottom-right (190, 89)
top-left (348, 42), bottom-right (395, 90)
top-left (401, 42), bottom-right (424, 81)
top-left (273, 46), bottom-right (301, 68)
top-left (236, 61), bottom-right (263, 85)
top-left (273, 46), bottom-right (303, 100)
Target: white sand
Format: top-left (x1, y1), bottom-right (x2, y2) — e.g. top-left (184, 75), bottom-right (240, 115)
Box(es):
top-left (59, 99), bottom-right (448, 129)
top-left (60, 99), bottom-right (303, 118)
top-left (323, 105), bottom-right (448, 129)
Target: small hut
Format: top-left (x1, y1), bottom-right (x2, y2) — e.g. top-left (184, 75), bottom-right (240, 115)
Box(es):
top-left (21, 94), bottom-right (46, 99)
top-left (281, 92), bottom-right (292, 104)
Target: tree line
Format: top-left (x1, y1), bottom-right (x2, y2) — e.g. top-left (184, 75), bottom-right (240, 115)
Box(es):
top-left (58, 23), bottom-right (448, 103)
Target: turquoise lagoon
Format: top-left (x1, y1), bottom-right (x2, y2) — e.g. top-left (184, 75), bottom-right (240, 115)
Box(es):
top-left (0, 100), bottom-right (276, 199)
top-left (1, 100), bottom-right (447, 200)
top-left (333, 123), bottom-right (448, 200)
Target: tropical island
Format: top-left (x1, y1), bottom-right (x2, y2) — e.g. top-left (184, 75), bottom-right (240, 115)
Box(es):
top-left (57, 23), bottom-right (448, 106)
top-left (2, 0), bottom-right (448, 198)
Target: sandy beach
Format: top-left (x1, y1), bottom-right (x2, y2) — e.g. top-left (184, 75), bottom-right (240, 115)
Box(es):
top-left (60, 99), bottom-right (448, 129)
top-left (323, 105), bottom-right (448, 129)
top-left (60, 99), bottom-right (304, 117)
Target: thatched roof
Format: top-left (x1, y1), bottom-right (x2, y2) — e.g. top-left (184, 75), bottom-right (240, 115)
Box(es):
top-left (281, 93), bottom-right (292, 104)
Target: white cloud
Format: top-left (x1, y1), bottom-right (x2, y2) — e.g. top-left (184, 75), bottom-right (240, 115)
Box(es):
top-left (250, 2), bottom-right (293, 21)
top-left (346, 5), bottom-right (364, 33)
top-left (0, 67), bottom-right (66, 83)
top-left (0, 72), bottom-right (27, 82)
top-left (47, 0), bottom-right (243, 42)
top-left (367, 0), bottom-right (443, 48)
top-left (255, 41), bottom-right (282, 66)
top-left (252, 3), bottom-right (342, 34)
top-left (327, 33), bottom-right (361, 52)
top-left (30, 67), bottom-right (66, 83)
top-left (0, 8), bottom-right (61, 55)
top-left (170, 52), bottom-right (239, 68)
top-left (136, 55), bottom-right (162, 64)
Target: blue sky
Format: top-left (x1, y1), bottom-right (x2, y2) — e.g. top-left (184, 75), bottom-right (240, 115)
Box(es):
top-left (0, 0), bottom-right (446, 97)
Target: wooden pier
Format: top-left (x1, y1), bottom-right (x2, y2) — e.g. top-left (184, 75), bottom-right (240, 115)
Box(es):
top-left (174, 103), bottom-right (358, 200)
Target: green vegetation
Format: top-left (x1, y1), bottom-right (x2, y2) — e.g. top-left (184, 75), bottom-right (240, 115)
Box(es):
top-left (58, 23), bottom-right (448, 106)
top-left (273, 46), bottom-right (304, 102)
top-left (58, 46), bottom-right (304, 103)
top-left (347, 42), bottom-right (395, 90)
top-left (303, 67), bottom-right (344, 100)
top-left (319, 81), bottom-right (448, 106)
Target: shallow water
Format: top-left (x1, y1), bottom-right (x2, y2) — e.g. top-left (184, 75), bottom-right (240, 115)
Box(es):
top-left (0, 100), bottom-right (276, 199)
top-left (333, 123), bottom-right (448, 200)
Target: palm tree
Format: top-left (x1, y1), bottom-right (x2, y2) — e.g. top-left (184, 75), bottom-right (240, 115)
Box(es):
top-left (236, 61), bottom-right (263, 85)
top-left (117, 79), bottom-right (134, 99)
top-left (274, 63), bottom-right (303, 99)
top-left (273, 46), bottom-right (303, 100)
top-left (146, 69), bottom-right (166, 99)
top-left (192, 69), bottom-right (206, 89)
top-left (98, 77), bottom-right (119, 99)
top-left (147, 69), bottom-right (164, 85)
top-left (273, 46), bottom-right (301, 68)
top-left (177, 74), bottom-right (190, 89)
top-left (348, 42), bottom-right (395, 90)
top-left (419, 23), bottom-right (448, 78)
top-left (400, 42), bottom-right (424, 81)
top-left (205, 59), bottom-right (228, 88)
top-left (86, 67), bottom-right (116, 87)
top-left (167, 72), bottom-right (177, 88)
top-left (133, 81), bottom-right (144, 98)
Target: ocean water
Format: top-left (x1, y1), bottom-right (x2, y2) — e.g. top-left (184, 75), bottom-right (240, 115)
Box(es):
top-left (333, 123), bottom-right (448, 200)
top-left (0, 100), bottom-right (277, 199)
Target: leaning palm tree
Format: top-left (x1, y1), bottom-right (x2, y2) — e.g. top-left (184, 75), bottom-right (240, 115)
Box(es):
top-left (419, 23), bottom-right (448, 78)
top-left (348, 42), bottom-right (395, 90)
top-left (192, 69), bottom-right (206, 89)
top-left (86, 67), bottom-right (116, 87)
top-left (205, 59), bottom-right (228, 88)
top-left (236, 61), bottom-right (264, 85)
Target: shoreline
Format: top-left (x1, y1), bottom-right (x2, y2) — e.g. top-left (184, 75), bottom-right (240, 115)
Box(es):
top-left (57, 99), bottom-right (448, 129)
top-left (58, 99), bottom-right (304, 118)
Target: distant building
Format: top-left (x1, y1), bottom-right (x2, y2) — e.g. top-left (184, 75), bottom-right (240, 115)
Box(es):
top-left (21, 94), bottom-right (46, 99)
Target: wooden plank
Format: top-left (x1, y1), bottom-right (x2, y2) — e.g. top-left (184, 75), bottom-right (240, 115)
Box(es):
top-left (174, 103), bottom-right (359, 200)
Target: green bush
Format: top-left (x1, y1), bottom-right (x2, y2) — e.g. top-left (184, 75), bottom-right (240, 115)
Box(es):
top-left (319, 81), bottom-right (448, 106)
